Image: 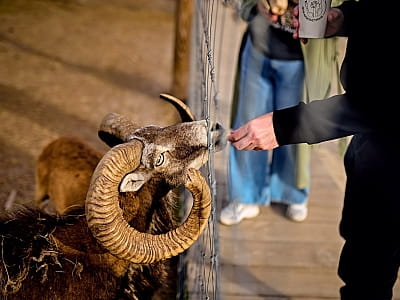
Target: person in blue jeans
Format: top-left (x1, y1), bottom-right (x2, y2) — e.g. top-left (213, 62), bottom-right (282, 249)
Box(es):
top-left (220, 0), bottom-right (309, 225)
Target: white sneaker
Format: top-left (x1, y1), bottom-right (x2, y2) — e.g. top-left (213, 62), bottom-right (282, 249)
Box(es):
top-left (286, 202), bottom-right (308, 222)
top-left (220, 202), bottom-right (260, 225)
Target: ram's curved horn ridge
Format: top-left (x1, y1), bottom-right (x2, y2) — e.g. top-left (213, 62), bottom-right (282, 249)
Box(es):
top-left (160, 93), bottom-right (196, 122)
top-left (98, 113), bottom-right (140, 147)
top-left (86, 141), bottom-right (211, 263)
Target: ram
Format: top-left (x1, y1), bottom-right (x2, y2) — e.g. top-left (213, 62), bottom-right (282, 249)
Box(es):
top-left (0, 94), bottom-right (225, 299)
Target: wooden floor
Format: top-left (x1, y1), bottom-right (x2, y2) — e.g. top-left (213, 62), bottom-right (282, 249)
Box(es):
top-left (186, 3), bottom-right (400, 299)
top-left (215, 140), bottom-right (347, 299)
top-left (214, 140), bottom-right (400, 300)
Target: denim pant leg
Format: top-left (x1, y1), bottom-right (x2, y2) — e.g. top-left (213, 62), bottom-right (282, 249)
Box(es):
top-left (269, 59), bottom-right (309, 204)
top-left (228, 36), bottom-right (271, 205)
top-left (270, 144), bottom-right (309, 204)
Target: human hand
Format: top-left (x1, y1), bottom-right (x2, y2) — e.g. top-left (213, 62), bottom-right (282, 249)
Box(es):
top-left (266, 0), bottom-right (288, 15)
top-left (228, 113), bottom-right (279, 151)
top-left (325, 7), bottom-right (344, 37)
top-left (257, 0), bottom-right (279, 23)
top-left (292, 5), bottom-right (344, 42)
top-left (292, 5), bottom-right (307, 43)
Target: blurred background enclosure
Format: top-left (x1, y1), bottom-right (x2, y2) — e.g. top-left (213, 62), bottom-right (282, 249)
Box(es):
top-left (0, 0), bottom-right (239, 298)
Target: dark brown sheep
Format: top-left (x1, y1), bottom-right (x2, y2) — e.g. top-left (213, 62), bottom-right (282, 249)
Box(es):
top-left (0, 94), bottom-right (225, 299)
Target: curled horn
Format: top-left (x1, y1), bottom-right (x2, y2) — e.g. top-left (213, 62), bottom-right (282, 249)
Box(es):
top-left (159, 93), bottom-right (196, 122)
top-left (98, 113), bottom-right (139, 147)
top-left (98, 94), bottom-right (194, 147)
top-left (85, 141), bottom-right (211, 263)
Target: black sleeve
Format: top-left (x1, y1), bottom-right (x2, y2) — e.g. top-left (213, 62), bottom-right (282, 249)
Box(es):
top-left (272, 93), bottom-right (377, 146)
top-left (335, 0), bottom-right (360, 36)
top-left (272, 0), bottom-right (390, 147)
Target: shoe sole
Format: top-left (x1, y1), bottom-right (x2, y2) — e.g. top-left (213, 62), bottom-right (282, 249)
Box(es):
top-left (220, 209), bottom-right (260, 226)
top-left (286, 210), bottom-right (308, 222)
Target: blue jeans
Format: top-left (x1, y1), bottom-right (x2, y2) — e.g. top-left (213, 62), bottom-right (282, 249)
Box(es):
top-left (228, 35), bottom-right (309, 205)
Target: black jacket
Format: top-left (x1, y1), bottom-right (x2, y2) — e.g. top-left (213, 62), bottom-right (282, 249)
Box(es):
top-left (273, 0), bottom-right (399, 145)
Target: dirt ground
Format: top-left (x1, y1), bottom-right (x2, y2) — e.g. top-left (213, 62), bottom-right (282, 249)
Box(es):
top-left (0, 0), bottom-right (182, 209)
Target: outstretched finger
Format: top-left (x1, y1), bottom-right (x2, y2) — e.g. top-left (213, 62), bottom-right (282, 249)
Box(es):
top-left (228, 126), bottom-right (246, 143)
top-left (293, 5), bottom-right (299, 17)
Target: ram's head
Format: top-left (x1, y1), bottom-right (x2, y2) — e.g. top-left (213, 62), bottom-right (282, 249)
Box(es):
top-left (85, 94), bottom-right (226, 264)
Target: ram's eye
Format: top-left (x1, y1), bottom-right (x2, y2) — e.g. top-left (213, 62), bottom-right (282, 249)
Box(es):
top-left (155, 153), bottom-right (165, 167)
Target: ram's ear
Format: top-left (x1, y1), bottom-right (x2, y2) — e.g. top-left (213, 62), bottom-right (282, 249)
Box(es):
top-left (120, 171), bottom-right (151, 192)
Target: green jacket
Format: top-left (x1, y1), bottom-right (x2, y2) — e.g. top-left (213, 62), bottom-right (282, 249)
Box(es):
top-left (296, 0), bottom-right (346, 188)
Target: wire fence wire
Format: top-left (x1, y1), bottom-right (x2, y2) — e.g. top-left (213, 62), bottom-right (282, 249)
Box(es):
top-left (176, 1), bottom-right (244, 299)
top-left (177, 0), bottom-right (223, 299)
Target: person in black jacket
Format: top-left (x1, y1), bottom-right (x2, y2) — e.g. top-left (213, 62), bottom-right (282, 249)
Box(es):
top-left (228, 1), bottom-right (400, 299)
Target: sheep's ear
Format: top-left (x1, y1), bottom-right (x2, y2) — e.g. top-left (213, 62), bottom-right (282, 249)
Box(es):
top-left (120, 172), bottom-right (151, 192)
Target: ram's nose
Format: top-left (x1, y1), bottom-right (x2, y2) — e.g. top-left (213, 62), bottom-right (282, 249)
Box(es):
top-left (211, 122), bottom-right (227, 152)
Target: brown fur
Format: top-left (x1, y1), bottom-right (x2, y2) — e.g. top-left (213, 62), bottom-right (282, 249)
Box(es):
top-left (11, 108), bottom-right (225, 299)
top-left (1, 136), bottom-right (182, 299)
top-left (35, 136), bottom-right (103, 215)
top-left (0, 207), bottom-right (176, 300)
